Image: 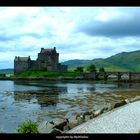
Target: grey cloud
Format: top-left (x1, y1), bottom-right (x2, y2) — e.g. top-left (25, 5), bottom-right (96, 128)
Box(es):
top-left (0, 36), bottom-right (15, 41)
top-left (77, 10), bottom-right (140, 37)
top-left (96, 46), bottom-right (116, 52)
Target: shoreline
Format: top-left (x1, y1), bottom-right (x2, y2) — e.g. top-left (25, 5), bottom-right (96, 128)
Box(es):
top-left (38, 96), bottom-right (140, 134)
top-left (67, 98), bottom-right (140, 133)
top-left (0, 77), bottom-right (140, 83)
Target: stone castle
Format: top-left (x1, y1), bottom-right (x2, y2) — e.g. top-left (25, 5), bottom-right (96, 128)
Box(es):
top-left (14, 47), bottom-right (67, 75)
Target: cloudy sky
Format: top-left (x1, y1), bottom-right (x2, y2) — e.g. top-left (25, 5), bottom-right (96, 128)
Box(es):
top-left (0, 7), bottom-right (140, 69)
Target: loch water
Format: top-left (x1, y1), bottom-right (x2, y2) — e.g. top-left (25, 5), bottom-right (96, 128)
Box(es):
top-left (0, 80), bottom-right (140, 133)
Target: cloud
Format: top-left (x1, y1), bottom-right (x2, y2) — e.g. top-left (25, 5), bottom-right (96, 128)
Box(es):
top-left (77, 8), bottom-right (140, 37)
top-left (0, 7), bottom-right (140, 68)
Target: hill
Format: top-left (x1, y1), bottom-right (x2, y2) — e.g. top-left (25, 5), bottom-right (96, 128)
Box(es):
top-left (62, 59), bottom-right (91, 67)
top-left (0, 69), bottom-right (14, 74)
top-left (62, 50), bottom-right (140, 72)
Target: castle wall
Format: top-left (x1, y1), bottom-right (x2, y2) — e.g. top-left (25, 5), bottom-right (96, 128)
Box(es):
top-left (30, 60), bottom-right (38, 69)
top-left (57, 63), bottom-right (68, 72)
top-left (14, 61), bottom-right (30, 75)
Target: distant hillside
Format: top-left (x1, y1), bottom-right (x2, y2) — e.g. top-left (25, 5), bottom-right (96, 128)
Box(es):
top-left (0, 69), bottom-right (14, 74)
top-left (62, 59), bottom-right (92, 67)
top-left (62, 50), bottom-right (140, 72)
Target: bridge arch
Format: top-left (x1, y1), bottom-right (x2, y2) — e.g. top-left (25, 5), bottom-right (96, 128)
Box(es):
top-left (95, 72), bottom-right (130, 81)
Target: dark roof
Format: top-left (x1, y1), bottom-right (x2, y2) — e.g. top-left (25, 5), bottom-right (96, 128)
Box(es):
top-left (41, 48), bottom-right (54, 53)
top-left (19, 57), bottom-right (29, 61)
top-left (15, 56), bottom-right (30, 61)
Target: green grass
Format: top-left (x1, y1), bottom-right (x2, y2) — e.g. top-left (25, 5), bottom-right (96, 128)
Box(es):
top-left (104, 66), bottom-right (129, 72)
top-left (16, 69), bottom-right (80, 78)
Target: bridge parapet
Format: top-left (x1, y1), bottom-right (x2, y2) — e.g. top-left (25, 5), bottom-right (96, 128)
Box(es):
top-left (130, 72), bottom-right (140, 80)
top-left (82, 72), bottom-right (140, 81)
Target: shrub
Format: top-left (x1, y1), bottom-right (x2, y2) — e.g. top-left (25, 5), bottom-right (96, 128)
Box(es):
top-left (87, 64), bottom-right (96, 72)
top-left (0, 73), bottom-right (6, 77)
top-left (74, 67), bottom-right (84, 73)
top-left (99, 67), bottom-right (105, 72)
top-left (17, 119), bottom-right (38, 134)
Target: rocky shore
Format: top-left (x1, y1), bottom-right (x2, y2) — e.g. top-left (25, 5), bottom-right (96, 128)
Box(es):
top-left (37, 96), bottom-right (140, 133)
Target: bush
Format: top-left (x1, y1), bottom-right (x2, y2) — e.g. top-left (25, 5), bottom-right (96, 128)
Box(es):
top-left (99, 67), bottom-right (105, 72)
top-left (87, 64), bottom-right (96, 72)
top-left (17, 119), bottom-right (39, 134)
top-left (74, 67), bottom-right (84, 72)
top-left (0, 73), bottom-right (6, 77)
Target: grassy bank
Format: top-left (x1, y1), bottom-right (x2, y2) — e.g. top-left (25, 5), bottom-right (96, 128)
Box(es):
top-left (16, 69), bottom-right (81, 79)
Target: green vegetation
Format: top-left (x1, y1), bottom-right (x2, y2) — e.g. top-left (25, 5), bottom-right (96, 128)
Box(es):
top-left (62, 59), bottom-right (91, 68)
top-left (99, 67), bottom-right (105, 72)
top-left (17, 119), bottom-right (38, 134)
top-left (0, 69), bottom-right (14, 74)
top-left (74, 66), bottom-right (84, 72)
top-left (0, 73), bottom-right (6, 77)
top-left (104, 66), bottom-right (129, 72)
top-left (87, 64), bottom-right (97, 72)
top-left (16, 69), bottom-right (80, 78)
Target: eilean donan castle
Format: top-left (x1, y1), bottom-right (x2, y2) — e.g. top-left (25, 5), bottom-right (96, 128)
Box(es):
top-left (14, 47), bottom-right (67, 75)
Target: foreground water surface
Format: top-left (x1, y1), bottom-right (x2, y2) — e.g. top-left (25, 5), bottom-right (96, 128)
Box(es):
top-left (0, 80), bottom-right (140, 133)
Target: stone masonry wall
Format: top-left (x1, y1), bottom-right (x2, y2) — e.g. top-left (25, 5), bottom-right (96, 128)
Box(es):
top-left (14, 61), bottom-right (30, 75)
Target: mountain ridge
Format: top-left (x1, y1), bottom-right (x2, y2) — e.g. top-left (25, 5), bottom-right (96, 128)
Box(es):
top-left (62, 50), bottom-right (140, 72)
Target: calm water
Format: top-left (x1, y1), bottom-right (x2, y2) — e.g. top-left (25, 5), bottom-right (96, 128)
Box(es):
top-left (0, 80), bottom-right (140, 133)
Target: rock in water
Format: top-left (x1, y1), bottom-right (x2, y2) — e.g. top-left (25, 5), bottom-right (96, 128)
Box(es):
top-left (114, 100), bottom-right (127, 108)
top-left (68, 116), bottom-right (79, 129)
top-left (76, 113), bottom-right (84, 124)
top-left (53, 118), bottom-right (69, 131)
top-left (38, 121), bottom-right (55, 133)
top-left (50, 128), bottom-right (63, 134)
top-left (129, 96), bottom-right (140, 103)
top-left (82, 111), bottom-right (93, 121)
top-left (93, 109), bottom-right (103, 117)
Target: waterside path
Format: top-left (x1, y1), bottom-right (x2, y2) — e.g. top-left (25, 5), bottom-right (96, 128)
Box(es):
top-left (67, 100), bottom-right (140, 133)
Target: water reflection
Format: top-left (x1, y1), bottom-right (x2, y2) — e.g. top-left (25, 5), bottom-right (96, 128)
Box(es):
top-left (13, 88), bottom-right (68, 107)
top-left (115, 82), bottom-right (140, 89)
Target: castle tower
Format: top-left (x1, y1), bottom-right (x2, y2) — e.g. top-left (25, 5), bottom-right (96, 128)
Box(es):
top-left (37, 47), bottom-right (59, 71)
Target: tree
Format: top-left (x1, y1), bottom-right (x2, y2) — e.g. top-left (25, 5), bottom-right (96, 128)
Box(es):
top-left (99, 67), bottom-right (105, 72)
top-left (87, 64), bottom-right (96, 72)
top-left (0, 73), bottom-right (6, 77)
top-left (74, 66), bottom-right (84, 72)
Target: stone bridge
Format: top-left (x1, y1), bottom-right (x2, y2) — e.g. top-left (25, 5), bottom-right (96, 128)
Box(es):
top-left (82, 72), bottom-right (140, 81)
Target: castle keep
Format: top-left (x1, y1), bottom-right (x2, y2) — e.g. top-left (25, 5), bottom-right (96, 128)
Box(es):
top-left (14, 47), bottom-right (67, 75)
